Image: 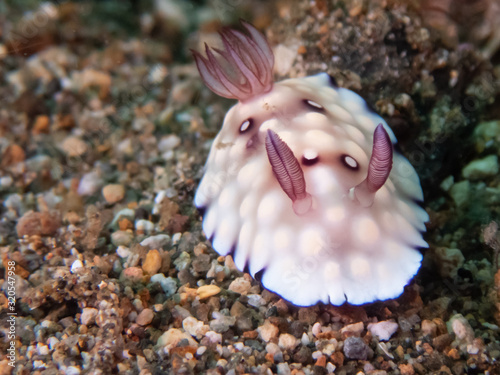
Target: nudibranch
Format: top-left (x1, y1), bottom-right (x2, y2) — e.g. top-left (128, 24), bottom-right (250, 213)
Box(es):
top-left (192, 21), bottom-right (429, 306)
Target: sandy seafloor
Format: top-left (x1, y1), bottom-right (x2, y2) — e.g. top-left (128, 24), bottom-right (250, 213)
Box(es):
top-left (1, 0), bottom-right (500, 374)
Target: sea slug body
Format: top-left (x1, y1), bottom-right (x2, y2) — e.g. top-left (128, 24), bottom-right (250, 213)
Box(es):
top-left (192, 21), bottom-right (429, 306)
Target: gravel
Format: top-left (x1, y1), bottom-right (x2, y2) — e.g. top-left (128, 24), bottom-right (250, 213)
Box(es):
top-left (2, 1), bottom-right (500, 374)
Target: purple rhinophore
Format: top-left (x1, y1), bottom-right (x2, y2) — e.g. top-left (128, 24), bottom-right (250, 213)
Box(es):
top-left (191, 21), bottom-right (274, 102)
top-left (265, 129), bottom-right (312, 215)
top-left (352, 124), bottom-right (393, 207)
top-left (366, 124), bottom-right (393, 192)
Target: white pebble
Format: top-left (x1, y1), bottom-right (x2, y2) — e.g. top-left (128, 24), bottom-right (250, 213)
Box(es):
top-left (33, 360), bottom-right (46, 369)
top-left (247, 294), bottom-right (266, 307)
top-left (322, 340), bottom-right (338, 356)
top-left (440, 175), bottom-right (454, 191)
top-left (64, 366), bottom-right (81, 375)
top-left (77, 171), bottom-right (103, 196)
top-left (449, 314), bottom-right (474, 345)
top-left (228, 277), bottom-right (252, 294)
top-left (37, 343), bottom-right (49, 356)
top-left (301, 333), bottom-right (310, 346)
top-left (116, 246), bottom-right (131, 258)
top-left (312, 350), bottom-right (323, 360)
top-left (158, 135), bottom-right (181, 152)
top-left (312, 322), bottom-right (322, 337)
top-left (368, 320), bottom-right (399, 341)
top-left (206, 330), bottom-right (222, 344)
top-left (277, 363), bottom-right (291, 375)
top-left (135, 219), bottom-right (154, 234)
top-left (0, 175), bottom-right (13, 188)
top-left (117, 138), bottom-right (133, 155)
top-left (462, 155), bottom-right (498, 180)
top-left (152, 191), bottom-right (167, 214)
top-left (196, 346), bottom-right (207, 356)
top-left (266, 342), bottom-right (282, 358)
top-left (70, 260), bottom-right (83, 273)
top-left (60, 136), bottom-right (88, 157)
top-left (341, 321), bottom-right (364, 336)
top-left (182, 317), bottom-right (209, 339)
top-left (216, 359), bottom-right (227, 368)
top-left (150, 274), bottom-right (178, 297)
top-left (47, 337), bottom-right (59, 350)
top-left (80, 307), bottom-right (98, 326)
top-left (278, 333), bottom-right (299, 350)
top-left (172, 232), bottom-right (182, 244)
top-left (141, 234), bottom-right (171, 249)
top-left (449, 180), bottom-right (470, 208)
top-left (136, 308), bottom-right (154, 326)
top-left (258, 321), bottom-right (279, 342)
top-left (467, 343), bottom-right (481, 355)
top-left (326, 362), bottom-right (336, 373)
